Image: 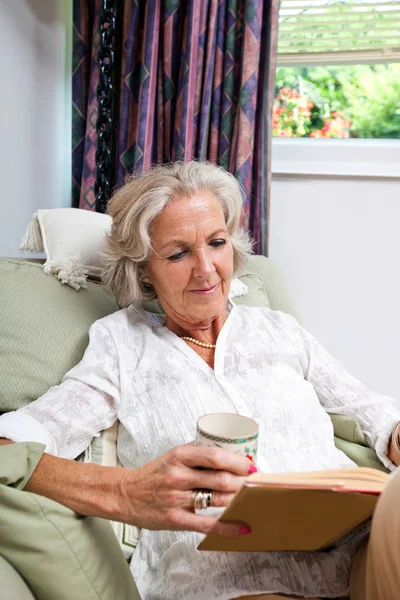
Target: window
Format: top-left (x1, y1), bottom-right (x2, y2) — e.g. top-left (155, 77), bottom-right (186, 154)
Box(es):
top-left (273, 0), bottom-right (400, 139)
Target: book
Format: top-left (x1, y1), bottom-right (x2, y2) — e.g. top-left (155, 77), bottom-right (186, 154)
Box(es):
top-left (198, 467), bottom-right (388, 552)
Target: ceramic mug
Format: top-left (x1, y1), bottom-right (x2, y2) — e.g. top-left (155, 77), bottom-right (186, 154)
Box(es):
top-left (195, 413), bottom-right (259, 463)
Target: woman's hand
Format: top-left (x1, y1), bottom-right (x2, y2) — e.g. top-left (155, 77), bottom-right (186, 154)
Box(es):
top-left (14, 439), bottom-right (252, 537)
top-left (117, 443), bottom-right (253, 536)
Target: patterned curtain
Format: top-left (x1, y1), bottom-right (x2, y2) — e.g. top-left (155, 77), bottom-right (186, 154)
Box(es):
top-left (72, 0), bottom-right (100, 211)
top-left (72, 0), bottom-right (279, 255)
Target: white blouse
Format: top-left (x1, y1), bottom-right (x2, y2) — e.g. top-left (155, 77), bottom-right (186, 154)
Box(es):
top-left (1, 304), bottom-right (399, 600)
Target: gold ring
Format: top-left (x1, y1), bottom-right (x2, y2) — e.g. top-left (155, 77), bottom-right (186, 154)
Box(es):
top-left (193, 489), bottom-right (212, 510)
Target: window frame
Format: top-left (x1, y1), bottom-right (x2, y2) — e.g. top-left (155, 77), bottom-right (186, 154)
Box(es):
top-left (271, 138), bottom-right (400, 179)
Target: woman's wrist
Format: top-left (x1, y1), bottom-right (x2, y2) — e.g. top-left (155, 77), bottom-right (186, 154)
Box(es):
top-left (25, 452), bottom-right (130, 521)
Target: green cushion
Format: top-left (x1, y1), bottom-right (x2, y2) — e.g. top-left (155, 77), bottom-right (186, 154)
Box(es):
top-left (232, 265), bottom-right (271, 308)
top-left (330, 414), bottom-right (369, 447)
top-left (0, 555), bottom-right (35, 600)
top-left (330, 414), bottom-right (389, 473)
top-left (0, 259), bottom-right (118, 413)
top-left (239, 255), bottom-right (299, 319)
top-left (333, 436), bottom-right (388, 472)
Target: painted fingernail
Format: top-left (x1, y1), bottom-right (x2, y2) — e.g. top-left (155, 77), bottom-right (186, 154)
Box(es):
top-left (248, 464), bottom-right (257, 475)
top-left (239, 526), bottom-right (252, 535)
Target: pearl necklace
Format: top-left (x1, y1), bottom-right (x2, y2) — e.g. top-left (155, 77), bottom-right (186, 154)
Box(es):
top-left (181, 336), bottom-right (216, 350)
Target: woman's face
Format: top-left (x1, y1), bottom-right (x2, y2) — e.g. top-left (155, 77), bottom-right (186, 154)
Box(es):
top-left (147, 191), bottom-right (233, 329)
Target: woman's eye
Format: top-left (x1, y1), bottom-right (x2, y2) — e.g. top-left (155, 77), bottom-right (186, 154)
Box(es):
top-left (167, 250), bottom-right (186, 261)
top-left (210, 239), bottom-right (227, 248)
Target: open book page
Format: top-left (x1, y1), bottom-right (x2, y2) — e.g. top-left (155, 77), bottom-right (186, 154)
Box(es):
top-left (247, 467), bottom-right (388, 494)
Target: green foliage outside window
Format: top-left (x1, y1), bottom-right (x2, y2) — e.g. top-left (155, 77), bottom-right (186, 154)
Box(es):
top-left (273, 64), bottom-right (400, 139)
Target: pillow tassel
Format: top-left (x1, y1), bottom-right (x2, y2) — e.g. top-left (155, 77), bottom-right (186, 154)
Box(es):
top-left (19, 213), bottom-right (44, 253)
top-left (43, 256), bottom-right (88, 291)
top-left (230, 278), bottom-right (249, 298)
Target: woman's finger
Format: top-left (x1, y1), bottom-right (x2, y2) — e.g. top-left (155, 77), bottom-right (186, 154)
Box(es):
top-left (171, 443), bottom-right (253, 476)
top-left (177, 467), bottom-right (246, 493)
top-left (174, 510), bottom-right (251, 537)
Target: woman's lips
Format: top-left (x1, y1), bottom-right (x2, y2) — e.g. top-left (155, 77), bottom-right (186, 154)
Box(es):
top-left (189, 283), bottom-right (220, 295)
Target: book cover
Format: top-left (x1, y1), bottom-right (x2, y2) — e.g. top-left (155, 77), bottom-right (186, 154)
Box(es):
top-left (198, 468), bottom-right (388, 552)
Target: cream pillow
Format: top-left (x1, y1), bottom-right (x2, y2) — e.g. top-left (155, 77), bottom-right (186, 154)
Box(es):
top-left (20, 208), bottom-right (111, 290)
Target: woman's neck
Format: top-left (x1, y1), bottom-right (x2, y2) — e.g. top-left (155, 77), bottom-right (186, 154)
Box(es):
top-left (165, 312), bottom-right (227, 346)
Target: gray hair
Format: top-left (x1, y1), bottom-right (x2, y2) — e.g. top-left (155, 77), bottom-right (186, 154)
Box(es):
top-left (102, 161), bottom-right (252, 307)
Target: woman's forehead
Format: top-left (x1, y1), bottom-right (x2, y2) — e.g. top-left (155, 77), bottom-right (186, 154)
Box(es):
top-left (151, 192), bottom-right (226, 240)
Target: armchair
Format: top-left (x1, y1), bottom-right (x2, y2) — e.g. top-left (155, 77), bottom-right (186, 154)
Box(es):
top-left (0, 255), bottom-right (387, 600)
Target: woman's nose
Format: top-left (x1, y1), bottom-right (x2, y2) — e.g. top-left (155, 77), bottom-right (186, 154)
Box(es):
top-left (192, 248), bottom-right (215, 278)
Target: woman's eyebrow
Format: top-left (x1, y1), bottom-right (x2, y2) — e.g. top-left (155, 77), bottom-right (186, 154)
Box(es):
top-left (159, 229), bottom-right (228, 252)
top-left (207, 228), bottom-right (227, 239)
top-left (158, 239), bottom-right (188, 252)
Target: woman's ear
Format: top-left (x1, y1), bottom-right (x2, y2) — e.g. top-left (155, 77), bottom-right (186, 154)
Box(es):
top-left (141, 264), bottom-right (154, 289)
top-left (142, 268), bottom-right (152, 284)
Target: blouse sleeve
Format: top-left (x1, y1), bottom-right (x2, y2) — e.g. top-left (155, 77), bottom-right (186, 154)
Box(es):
top-left (290, 317), bottom-right (400, 471)
top-left (0, 321), bottom-right (120, 459)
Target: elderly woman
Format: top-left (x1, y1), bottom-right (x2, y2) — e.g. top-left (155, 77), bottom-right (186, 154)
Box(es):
top-left (1, 161), bottom-right (400, 600)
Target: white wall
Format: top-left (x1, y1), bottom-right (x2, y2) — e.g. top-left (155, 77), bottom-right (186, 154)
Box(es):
top-left (270, 173), bottom-right (400, 401)
top-left (0, 0), bottom-right (72, 257)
